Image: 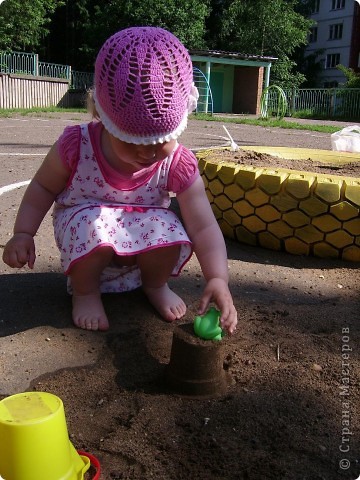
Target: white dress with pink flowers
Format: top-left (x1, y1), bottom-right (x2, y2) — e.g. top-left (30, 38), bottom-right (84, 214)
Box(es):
top-left (52, 122), bottom-right (197, 293)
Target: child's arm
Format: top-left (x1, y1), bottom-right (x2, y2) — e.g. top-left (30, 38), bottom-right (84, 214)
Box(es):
top-left (2, 142), bottom-right (70, 269)
top-left (177, 176), bottom-right (238, 334)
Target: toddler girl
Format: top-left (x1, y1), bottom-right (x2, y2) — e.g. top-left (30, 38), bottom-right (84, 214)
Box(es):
top-left (2, 26), bottom-right (237, 334)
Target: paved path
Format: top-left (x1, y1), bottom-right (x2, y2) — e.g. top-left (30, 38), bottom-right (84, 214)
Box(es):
top-left (0, 113), bottom-right (357, 396)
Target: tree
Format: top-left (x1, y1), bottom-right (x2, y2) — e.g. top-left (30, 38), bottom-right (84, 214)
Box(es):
top-left (291, 46), bottom-right (325, 87)
top-left (207, 0), bottom-right (313, 88)
top-left (89, 0), bottom-right (210, 50)
top-left (0, 0), bottom-right (60, 51)
top-left (43, 0), bottom-right (210, 71)
top-left (337, 65), bottom-right (360, 88)
top-left (43, 0), bottom-right (95, 70)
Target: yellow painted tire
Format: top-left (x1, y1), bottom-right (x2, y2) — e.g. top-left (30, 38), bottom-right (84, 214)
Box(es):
top-left (197, 147), bottom-right (360, 262)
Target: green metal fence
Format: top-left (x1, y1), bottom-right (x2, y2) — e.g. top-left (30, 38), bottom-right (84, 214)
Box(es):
top-left (266, 87), bottom-right (360, 120)
top-left (0, 51), bottom-right (71, 80)
top-left (0, 51), bottom-right (39, 76)
top-left (71, 71), bottom-right (94, 90)
top-left (286, 88), bottom-right (360, 119)
top-left (2, 51), bottom-right (360, 119)
top-left (39, 61), bottom-right (70, 80)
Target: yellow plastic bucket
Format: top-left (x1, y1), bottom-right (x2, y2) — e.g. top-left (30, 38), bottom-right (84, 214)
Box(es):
top-left (0, 392), bottom-right (90, 480)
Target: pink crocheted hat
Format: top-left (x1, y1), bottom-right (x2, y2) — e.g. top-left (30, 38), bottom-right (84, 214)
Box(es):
top-left (93, 26), bottom-right (198, 145)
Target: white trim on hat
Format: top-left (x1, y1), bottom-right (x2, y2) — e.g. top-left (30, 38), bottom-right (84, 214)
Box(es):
top-left (93, 90), bottom-right (189, 145)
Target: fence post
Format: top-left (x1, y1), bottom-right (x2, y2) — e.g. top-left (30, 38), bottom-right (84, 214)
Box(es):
top-left (291, 88), bottom-right (296, 116)
top-left (34, 54), bottom-right (39, 76)
top-left (333, 89), bottom-right (337, 117)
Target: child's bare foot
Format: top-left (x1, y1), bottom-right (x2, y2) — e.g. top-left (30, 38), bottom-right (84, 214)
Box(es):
top-left (72, 293), bottom-right (109, 331)
top-left (143, 283), bottom-right (186, 321)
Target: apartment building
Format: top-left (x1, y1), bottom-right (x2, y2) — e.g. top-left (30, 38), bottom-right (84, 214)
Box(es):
top-left (305, 0), bottom-right (360, 86)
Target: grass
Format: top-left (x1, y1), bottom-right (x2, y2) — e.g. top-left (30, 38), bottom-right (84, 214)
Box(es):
top-left (190, 113), bottom-right (340, 134)
top-left (0, 107), bottom-right (341, 134)
top-left (0, 107), bottom-right (87, 117)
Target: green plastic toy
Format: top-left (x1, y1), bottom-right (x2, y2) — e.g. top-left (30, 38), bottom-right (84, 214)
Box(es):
top-left (193, 307), bottom-right (224, 341)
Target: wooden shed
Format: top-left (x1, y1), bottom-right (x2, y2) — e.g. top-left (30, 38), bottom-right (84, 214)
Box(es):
top-left (190, 50), bottom-right (277, 115)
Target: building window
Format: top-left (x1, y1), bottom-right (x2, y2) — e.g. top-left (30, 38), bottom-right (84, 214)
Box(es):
top-left (331, 0), bottom-right (345, 9)
top-left (329, 23), bottom-right (343, 40)
top-left (309, 27), bottom-right (318, 42)
top-left (326, 53), bottom-right (340, 68)
top-left (311, 0), bottom-right (320, 13)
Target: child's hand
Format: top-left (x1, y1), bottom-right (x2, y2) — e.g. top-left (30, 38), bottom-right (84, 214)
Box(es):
top-left (198, 278), bottom-right (238, 335)
top-left (2, 233), bottom-right (36, 269)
